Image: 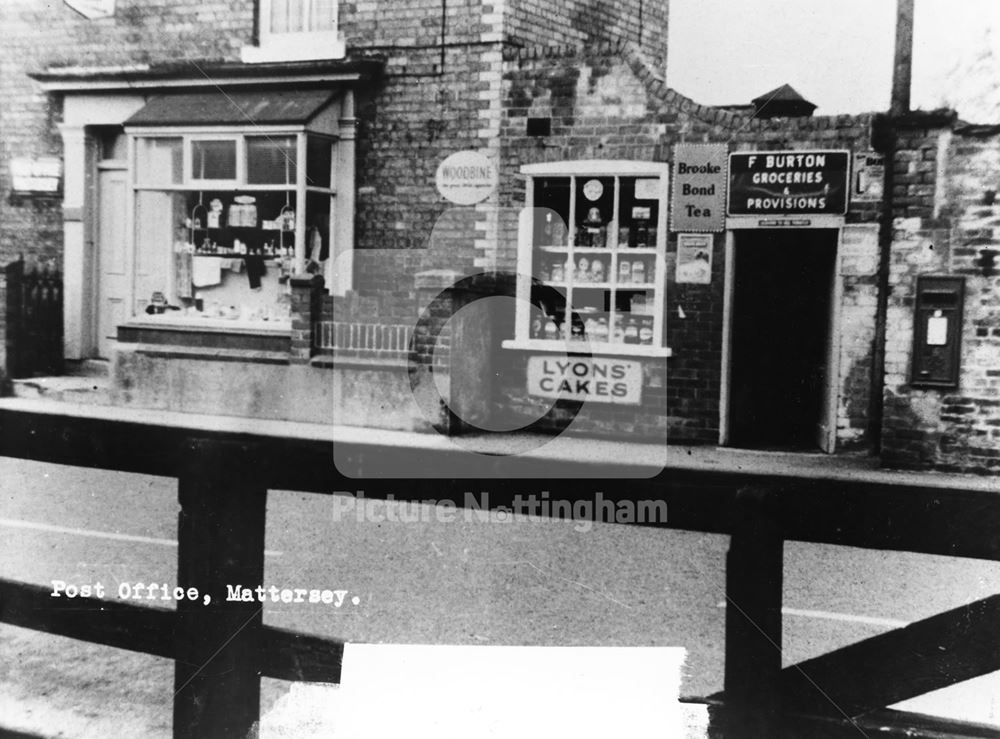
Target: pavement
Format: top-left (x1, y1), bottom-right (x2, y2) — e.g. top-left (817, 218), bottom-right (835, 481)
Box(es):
top-left (1, 390), bottom-right (997, 490)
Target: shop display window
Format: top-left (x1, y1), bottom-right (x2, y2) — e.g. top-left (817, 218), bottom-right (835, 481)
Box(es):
top-left (512, 161), bottom-right (670, 356)
top-left (128, 132), bottom-right (335, 326)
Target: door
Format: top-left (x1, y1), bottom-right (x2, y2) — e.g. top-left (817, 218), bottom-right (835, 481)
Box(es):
top-left (728, 229), bottom-right (838, 451)
top-left (96, 166), bottom-right (128, 358)
top-left (814, 247), bottom-right (841, 453)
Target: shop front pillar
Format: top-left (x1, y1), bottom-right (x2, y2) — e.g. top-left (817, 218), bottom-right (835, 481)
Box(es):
top-left (58, 123), bottom-right (92, 360)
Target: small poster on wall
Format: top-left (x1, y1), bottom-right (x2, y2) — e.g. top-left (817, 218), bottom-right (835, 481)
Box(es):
top-left (676, 233), bottom-right (713, 284)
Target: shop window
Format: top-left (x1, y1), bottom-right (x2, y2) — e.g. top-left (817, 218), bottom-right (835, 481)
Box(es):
top-left (247, 136), bottom-right (297, 185)
top-left (191, 139), bottom-right (237, 182)
top-left (508, 162), bottom-right (671, 357)
top-left (241, 0), bottom-right (345, 63)
top-left (135, 137), bottom-right (182, 186)
top-left (129, 131), bottom-right (336, 326)
top-left (911, 276), bottom-right (965, 388)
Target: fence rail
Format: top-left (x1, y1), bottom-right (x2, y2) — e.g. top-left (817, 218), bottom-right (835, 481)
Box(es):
top-left (0, 403), bottom-right (998, 737)
top-left (315, 320), bottom-right (411, 354)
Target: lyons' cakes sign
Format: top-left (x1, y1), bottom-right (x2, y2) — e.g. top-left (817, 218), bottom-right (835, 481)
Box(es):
top-left (727, 150), bottom-right (849, 216)
top-left (527, 356), bottom-right (642, 405)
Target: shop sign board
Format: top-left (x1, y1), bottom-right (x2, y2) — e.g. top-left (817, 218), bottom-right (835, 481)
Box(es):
top-left (727, 150), bottom-right (849, 216)
top-left (527, 356), bottom-right (642, 405)
top-left (435, 150), bottom-right (497, 205)
top-left (671, 143), bottom-right (727, 232)
top-left (10, 157), bottom-right (61, 193)
top-left (853, 151), bottom-right (885, 201)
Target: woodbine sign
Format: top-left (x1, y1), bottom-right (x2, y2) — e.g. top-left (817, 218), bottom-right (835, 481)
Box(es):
top-left (435, 150), bottom-right (497, 205)
top-left (727, 150), bottom-right (850, 216)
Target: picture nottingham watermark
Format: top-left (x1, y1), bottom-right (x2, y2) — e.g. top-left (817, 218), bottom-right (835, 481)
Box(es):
top-left (332, 491), bottom-right (668, 533)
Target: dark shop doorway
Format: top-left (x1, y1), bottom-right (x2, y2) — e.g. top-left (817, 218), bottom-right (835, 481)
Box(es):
top-left (728, 229), bottom-right (838, 451)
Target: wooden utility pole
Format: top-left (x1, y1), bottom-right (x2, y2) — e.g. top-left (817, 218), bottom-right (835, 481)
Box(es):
top-left (891, 0), bottom-right (915, 116)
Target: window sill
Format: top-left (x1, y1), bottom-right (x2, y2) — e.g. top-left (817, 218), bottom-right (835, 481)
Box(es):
top-left (501, 339), bottom-right (672, 359)
top-left (240, 33), bottom-right (346, 64)
top-left (124, 317), bottom-right (291, 334)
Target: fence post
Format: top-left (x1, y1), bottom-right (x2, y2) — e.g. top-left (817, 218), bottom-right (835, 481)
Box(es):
top-left (722, 486), bottom-right (784, 738)
top-left (174, 438), bottom-right (267, 739)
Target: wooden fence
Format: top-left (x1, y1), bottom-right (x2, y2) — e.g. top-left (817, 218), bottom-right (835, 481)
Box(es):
top-left (3, 259), bottom-right (63, 378)
top-left (0, 403), bottom-right (998, 737)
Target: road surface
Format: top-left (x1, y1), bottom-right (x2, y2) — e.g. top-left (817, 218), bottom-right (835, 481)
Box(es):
top-left (1, 457), bottom-right (998, 736)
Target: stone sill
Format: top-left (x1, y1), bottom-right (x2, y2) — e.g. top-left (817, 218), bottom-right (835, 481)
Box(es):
top-left (501, 339), bottom-right (672, 359)
top-left (118, 319), bottom-right (292, 354)
top-left (123, 318), bottom-right (291, 335)
top-left (311, 351), bottom-right (409, 370)
top-left (122, 343), bottom-right (290, 365)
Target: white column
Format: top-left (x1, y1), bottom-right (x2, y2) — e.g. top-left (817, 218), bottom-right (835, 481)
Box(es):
top-left (332, 89), bottom-right (356, 296)
top-left (58, 123), bottom-right (92, 359)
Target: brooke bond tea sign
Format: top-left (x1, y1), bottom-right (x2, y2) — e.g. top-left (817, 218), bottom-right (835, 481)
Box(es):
top-left (527, 356), bottom-right (642, 405)
top-left (727, 150), bottom-right (849, 216)
top-left (671, 143), bottom-right (727, 232)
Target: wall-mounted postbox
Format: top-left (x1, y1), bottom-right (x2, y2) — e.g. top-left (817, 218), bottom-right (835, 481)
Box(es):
top-left (911, 276), bottom-right (965, 388)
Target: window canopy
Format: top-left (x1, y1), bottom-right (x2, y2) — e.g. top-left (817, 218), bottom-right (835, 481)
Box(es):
top-left (124, 89), bottom-right (340, 128)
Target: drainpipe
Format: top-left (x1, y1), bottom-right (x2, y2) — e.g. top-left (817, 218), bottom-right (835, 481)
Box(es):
top-left (871, 0), bottom-right (914, 452)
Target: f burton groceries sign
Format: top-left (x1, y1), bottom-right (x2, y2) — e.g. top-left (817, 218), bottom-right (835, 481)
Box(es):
top-left (727, 150), bottom-right (849, 216)
top-left (527, 356), bottom-right (642, 405)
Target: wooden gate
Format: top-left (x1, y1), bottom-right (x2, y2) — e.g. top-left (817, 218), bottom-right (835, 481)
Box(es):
top-left (3, 258), bottom-right (63, 378)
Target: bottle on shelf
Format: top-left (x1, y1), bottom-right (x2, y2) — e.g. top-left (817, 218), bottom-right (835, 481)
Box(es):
top-left (544, 316), bottom-right (559, 340)
top-left (631, 260), bottom-right (646, 284)
top-left (619, 259), bottom-right (631, 283)
top-left (551, 261), bottom-right (565, 283)
top-left (594, 317), bottom-right (609, 343)
top-left (639, 317), bottom-right (654, 345)
top-left (624, 316), bottom-right (639, 345)
top-left (590, 258), bottom-right (605, 283)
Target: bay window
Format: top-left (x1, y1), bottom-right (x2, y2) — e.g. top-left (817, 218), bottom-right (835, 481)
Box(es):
top-left (124, 93), bottom-right (344, 328)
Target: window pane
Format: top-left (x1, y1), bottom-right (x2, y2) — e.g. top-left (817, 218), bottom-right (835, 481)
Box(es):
top-left (311, 0), bottom-right (336, 31)
top-left (191, 140), bottom-right (236, 181)
top-left (136, 137), bottom-right (182, 185)
top-left (271, 0), bottom-right (305, 33)
top-left (306, 136), bottom-right (332, 189)
top-left (247, 136), bottom-right (297, 185)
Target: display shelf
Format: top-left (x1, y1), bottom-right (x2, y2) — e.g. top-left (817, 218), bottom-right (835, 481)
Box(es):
top-left (192, 253), bottom-right (284, 260)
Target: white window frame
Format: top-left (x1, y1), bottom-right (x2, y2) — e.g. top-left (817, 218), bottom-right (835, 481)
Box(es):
top-left (503, 160), bottom-right (671, 358)
top-left (241, 0), bottom-right (346, 64)
top-left (125, 127), bottom-right (340, 325)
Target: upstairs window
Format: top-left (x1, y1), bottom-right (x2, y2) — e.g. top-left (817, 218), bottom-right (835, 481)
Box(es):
top-left (242, 0), bottom-right (345, 63)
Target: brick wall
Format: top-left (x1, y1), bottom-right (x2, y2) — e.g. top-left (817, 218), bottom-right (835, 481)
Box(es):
top-left (881, 122), bottom-right (1000, 473)
top-left (504, 0), bottom-right (668, 70)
